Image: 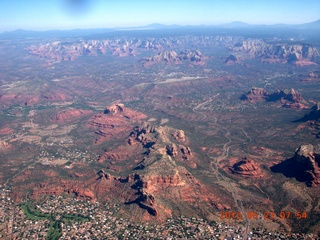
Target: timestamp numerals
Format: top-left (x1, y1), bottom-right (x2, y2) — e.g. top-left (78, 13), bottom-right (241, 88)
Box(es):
top-left (264, 211), bottom-right (307, 220)
top-left (295, 212), bottom-right (307, 219)
top-left (220, 211), bottom-right (307, 220)
top-left (220, 211), bottom-right (242, 220)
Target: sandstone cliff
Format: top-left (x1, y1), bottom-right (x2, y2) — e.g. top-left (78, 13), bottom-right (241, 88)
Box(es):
top-left (51, 109), bottom-right (93, 123)
top-left (230, 39), bottom-right (320, 64)
top-left (141, 49), bottom-right (206, 65)
top-left (88, 103), bottom-right (147, 144)
top-left (229, 157), bottom-right (261, 176)
top-left (241, 87), bottom-right (308, 109)
top-left (271, 144), bottom-right (320, 187)
top-left (240, 87), bottom-right (268, 102)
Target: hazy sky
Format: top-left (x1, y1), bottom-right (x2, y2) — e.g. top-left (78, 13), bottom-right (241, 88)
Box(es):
top-left (0, 0), bottom-right (319, 31)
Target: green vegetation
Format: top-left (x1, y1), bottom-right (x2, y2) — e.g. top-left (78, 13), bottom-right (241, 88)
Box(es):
top-left (20, 203), bottom-right (49, 220)
top-left (46, 221), bottom-right (62, 240)
top-left (20, 202), bottom-right (89, 240)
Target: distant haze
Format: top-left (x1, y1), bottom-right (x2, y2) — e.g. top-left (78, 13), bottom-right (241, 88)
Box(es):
top-left (0, 0), bottom-right (319, 31)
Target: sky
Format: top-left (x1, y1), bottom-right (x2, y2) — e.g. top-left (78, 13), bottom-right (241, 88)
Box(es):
top-left (0, 0), bottom-right (319, 32)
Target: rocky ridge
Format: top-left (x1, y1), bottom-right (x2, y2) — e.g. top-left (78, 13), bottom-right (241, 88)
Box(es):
top-left (230, 39), bottom-right (320, 64)
top-left (141, 49), bottom-right (206, 65)
top-left (51, 109), bottom-right (93, 123)
top-left (27, 35), bottom-right (243, 62)
top-left (27, 121), bottom-right (227, 220)
top-left (271, 144), bottom-right (320, 187)
top-left (294, 144), bottom-right (320, 186)
top-left (229, 157), bottom-right (261, 176)
top-left (223, 54), bottom-right (240, 65)
top-left (302, 71), bottom-right (320, 82)
top-left (88, 103), bottom-right (147, 144)
top-left (241, 87), bottom-right (308, 109)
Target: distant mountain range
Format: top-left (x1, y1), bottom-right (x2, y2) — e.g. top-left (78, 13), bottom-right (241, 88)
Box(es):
top-left (0, 20), bottom-right (319, 39)
top-left (140, 20), bottom-right (320, 30)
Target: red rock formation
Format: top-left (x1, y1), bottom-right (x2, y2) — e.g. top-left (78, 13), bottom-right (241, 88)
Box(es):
top-left (269, 88), bottom-right (308, 109)
top-left (166, 144), bottom-right (179, 157)
top-left (179, 50), bottom-right (207, 65)
top-left (41, 92), bottom-right (68, 101)
top-left (173, 130), bottom-right (186, 142)
top-left (294, 144), bottom-right (320, 186)
top-left (0, 127), bottom-right (14, 135)
top-left (230, 39), bottom-right (320, 63)
top-left (105, 103), bottom-right (125, 114)
top-left (241, 87), bottom-right (308, 109)
top-left (271, 144), bottom-right (320, 187)
top-left (88, 103), bottom-right (147, 143)
top-left (142, 49), bottom-right (206, 65)
top-left (0, 140), bottom-right (9, 149)
top-left (229, 157), bottom-right (261, 176)
top-left (223, 54), bottom-right (240, 65)
top-left (241, 87), bottom-right (268, 102)
top-left (51, 109), bottom-right (93, 123)
top-left (301, 71), bottom-right (320, 82)
top-left (24, 97), bottom-right (40, 106)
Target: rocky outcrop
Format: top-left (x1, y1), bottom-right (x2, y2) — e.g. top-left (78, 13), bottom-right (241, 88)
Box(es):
top-left (302, 71), bottom-right (320, 82)
top-left (143, 50), bottom-right (180, 63)
top-left (24, 97), bottom-right (40, 106)
top-left (89, 103), bottom-right (147, 143)
top-left (240, 87), bottom-right (268, 102)
top-left (51, 109), bottom-right (93, 123)
top-left (166, 144), bottom-right (179, 157)
top-left (141, 49), bottom-right (206, 65)
top-left (104, 103), bottom-right (125, 114)
top-left (223, 54), bottom-right (240, 65)
top-left (0, 140), bottom-right (9, 149)
top-left (0, 91), bottom-right (69, 107)
top-left (229, 158), bottom-right (261, 176)
top-left (241, 87), bottom-right (308, 109)
top-left (179, 50), bottom-right (206, 64)
top-left (41, 92), bottom-right (68, 101)
top-left (97, 170), bottom-right (111, 181)
top-left (296, 104), bottom-right (320, 122)
top-left (129, 122), bottom-right (194, 164)
top-left (27, 35), bottom-right (244, 63)
top-left (173, 130), bottom-right (186, 142)
top-left (268, 88), bottom-right (308, 109)
top-left (297, 144), bottom-right (320, 184)
top-left (271, 144), bottom-right (320, 186)
top-left (268, 88), bottom-right (303, 102)
top-left (230, 39), bottom-right (320, 64)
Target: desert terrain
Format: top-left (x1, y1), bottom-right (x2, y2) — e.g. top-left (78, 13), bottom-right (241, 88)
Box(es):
top-left (0, 26), bottom-right (319, 238)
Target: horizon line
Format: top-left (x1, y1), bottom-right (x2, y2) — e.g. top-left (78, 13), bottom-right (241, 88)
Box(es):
top-left (1, 19), bottom-right (319, 34)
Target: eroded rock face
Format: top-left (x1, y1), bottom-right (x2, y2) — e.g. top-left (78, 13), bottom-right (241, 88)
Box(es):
top-left (51, 109), bottom-right (93, 123)
top-left (230, 39), bottom-right (320, 64)
top-left (271, 144), bottom-right (320, 187)
top-left (302, 71), bottom-right (320, 82)
top-left (241, 87), bottom-right (308, 109)
top-left (179, 50), bottom-right (206, 64)
top-left (268, 88), bottom-right (303, 102)
top-left (143, 50), bottom-right (180, 63)
top-left (229, 158), bottom-right (261, 176)
top-left (142, 49), bottom-right (206, 65)
top-left (269, 88), bottom-right (308, 109)
top-left (89, 103), bottom-right (147, 143)
top-left (240, 87), bottom-right (268, 102)
top-left (296, 104), bottom-right (320, 122)
top-left (104, 103), bottom-right (125, 114)
top-left (166, 144), bottom-right (179, 157)
top-left (224, 54), bottom-right (240, 65)
top-left (294, 144), bottom-right (320, 186)
top-left (173, 130), bottom-right (186, 142)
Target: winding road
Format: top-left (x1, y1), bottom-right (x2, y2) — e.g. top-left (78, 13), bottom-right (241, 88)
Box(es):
top-left (192, 95), bottom-right (250, 239)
